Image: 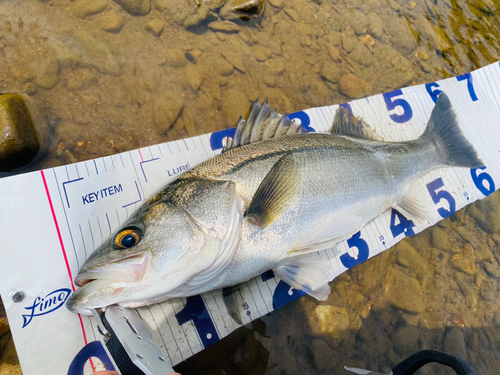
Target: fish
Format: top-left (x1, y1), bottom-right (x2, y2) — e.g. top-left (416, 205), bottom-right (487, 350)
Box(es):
top-left (67, 92), bottom-right (484, 315)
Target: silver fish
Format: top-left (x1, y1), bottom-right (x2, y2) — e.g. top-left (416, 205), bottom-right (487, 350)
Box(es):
top-left (67, 93), bottom-right (484, 315)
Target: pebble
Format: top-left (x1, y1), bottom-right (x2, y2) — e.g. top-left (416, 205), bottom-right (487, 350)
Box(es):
top-left (452, 244), bottom-right (477, 275)
top-left (153, 92), bottom-right (184, 133)
top-left (326, 43), bottom-right (342, 63)
top-left (311, 340), bottom-right (335, 371)
top-left (338, 74), bottom-right (372, 99)
top-left (392, 326), bottom-right (420, 356)
top-left (454, 273), bottom-right (478, 305)
top-left (484, 262), bottom-right (500, 279)
top-left (206, 54), bottom-right (234, 76)
top-left (221, 51), bottom-right (246, 73)
top-left (367, 12), bottom-right (384, 38)
top-left (98, 11), bottom-right (124, 32)
top-left (284, 8), bottom-right (300, 22)
top-left (23, 82), bottom-right (37, 95)
top-left (185, 49), bottom-right (202, 63)
top-left (112, 0), bottom-right (150, 16)
top-left (384, 267), bottom-right (424, 313)
top-left (72, 0), bottom-right (108, 18)
top-left (253, 45), bottom-right (272, 61)
top-left (444, 327), bottom-right (468, 362)
top-left (431, 226), bottom-right (452, 250)
top-left (220, 89), bottom-right (249, 127)
top-left (0, 94), bottom-right (41, 171)
top-left (145, 19), bottom-right (165, 37)
top-left (268, 0), bottom-right (283, 7)
top-left (314, 305), bottom-right (350, 342)
top-left (349, 9), bottom-right (368, 35)
top-left (467, 194), bottom-right (500, 234)
top-left (185, 64), bottom-right (203, 90)
top-left (349, 44), bottom-right (373, 67)
top-left (10, 64), bottom-right (33, 83)
top-left (264, 59), bottom-right (285, 75)
top-left (385, 16), bottom-right (417, 55)
top-left (162, 49), bottom-right (188, 68)
top-left (35, 56), bottom-right (59, 89)
top-left (342, 35), bottom-right (357, 53)
top-left (321, 61), bottom-right (340, 83)
top-left (208, 20), bottom-right (240, 33)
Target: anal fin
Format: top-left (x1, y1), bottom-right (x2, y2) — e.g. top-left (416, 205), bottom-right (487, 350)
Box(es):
top-left (395, 182), bottom-right (432, 223)
top-left (273, 253), bottom-right (332, 301)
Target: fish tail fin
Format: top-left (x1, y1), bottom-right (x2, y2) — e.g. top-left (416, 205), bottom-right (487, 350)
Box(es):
top-left (421, 92), bottom-right (484, 168)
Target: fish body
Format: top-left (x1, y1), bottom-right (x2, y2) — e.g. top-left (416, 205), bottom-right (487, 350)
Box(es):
top-left (67, 93), bottom-right (484, 315)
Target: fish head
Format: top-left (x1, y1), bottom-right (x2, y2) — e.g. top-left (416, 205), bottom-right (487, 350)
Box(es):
top-left (67, 178), bottom-right (242, 315)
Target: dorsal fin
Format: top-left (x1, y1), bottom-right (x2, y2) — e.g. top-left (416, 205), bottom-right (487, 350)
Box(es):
top-left (223, 98), bottom-right (309, 153)
top-left (330, 106), bottom-right (384, 141)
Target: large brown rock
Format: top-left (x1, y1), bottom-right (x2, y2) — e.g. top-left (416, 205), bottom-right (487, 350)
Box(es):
top-left (0, 94), bottom-right (40, 171)
top-left (338, 74), bottom-right (372, 98)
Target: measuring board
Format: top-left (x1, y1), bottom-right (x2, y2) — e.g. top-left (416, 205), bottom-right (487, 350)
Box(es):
top-left (2, 62), bottom-right (500, 375)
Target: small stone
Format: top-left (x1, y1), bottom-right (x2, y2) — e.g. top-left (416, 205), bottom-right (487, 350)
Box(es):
top-left (186, 49), bottom-right (202, 63)
top-left (321, 61), bottom-right (340, 83)
top-left (98, 11), bottom-right (124, 32)
top-left (72, 0), bottom-right (108, 18)
top-left (386, 16), bottom-right (417, 55)
top-left (484, 262), bottom-right (500, 279)
top-left (261, 71), bottom-right (276, 87)
top-left (314, 305), bottom-right (350, 341)
top-left (349, 9), bottom-right (368, 35)
top-left (454, 273), bottom-right (478, 305)
top-left (360, 34), bottom-right (375, 46)
top-left (253, 45), bottom-right (272, 61)
top-left (162, 49), bottom-right (188, 68)
top-left (112, 0), bottom-right (150, 16)
top-left (35, 56), bottom-right (59, 89)
top-left (311, 340), bottom-right (335, 371)
top-left (338, 74), bottom-right (372, 98)
top-left (452, 313), bottom-right (466, 327)
top-left (77, 141), bottom-right (85, 147)
top-left (10, 64), bottom-right (33, 83)
top-left (264, 59), bottom-right (285, 75)
top-left (284, 8), bottom-right (300, 22)
top-left (349, 44), bottom-right (372, 67)
top-left (22, 82), bottom-right (37, 95)
top-left (208, 20), bottom-right (240, 32)
top-left (384, 267), bottom-right (425, 313)
top-left (221, 51), bottom-right (246, 73)
top-left (367, 12), bottom-right (384, 38)
top-left (64, 69), bottom-right (98, 91)
top-left (452, 244), bottom-right (477, 275)
top-left (342, 36), bottom-right (356, 53)
top-left (444, 327), bottom-right (468, 362)
top-left (431, 226), bottom-right (451, 250)
top-left (206, 54), bottom-right (234, 76)
top-left (185, 64), bottom-right (203, 90)
top-left (145, 19), bottom-right (165, 37)
top-left (392, 326), bottom-right (419, 356)
top-left (493, 233), bottom-right (500, 244)
top-left (326, 43), bottom-right (342, 63)
top-left (153, 93), bottom-right (184, 133)
top-left (0, 94), bottom-right (40, 171)
top-left (220, 89), bottom-right (250, 127)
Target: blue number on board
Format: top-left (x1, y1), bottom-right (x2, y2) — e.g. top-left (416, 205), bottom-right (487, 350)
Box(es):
top-left (288, 111), bottom-right (314, 132)
top-left (426, 177), bottom-right (456, 218)
top-left (383, 89), bottom-right (413, 123)
top-left (340, 231), bottom-right (369, 269)
top-left (175, 295), bottom-right (220, 348)
top-left (272, 280), bottom-right (305, 310)
top-left (390, 209), bottom-right (415, 237)
top-left (457, 73), bottom-right (478, 101)
top-left (425, 83), bottom-right (442, 103)
top-left (471, 167), bottom-right (495, 196)
top-left (209, 128), bottom-right (236, 151)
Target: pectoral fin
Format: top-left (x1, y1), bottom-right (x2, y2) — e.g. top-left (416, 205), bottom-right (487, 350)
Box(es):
top-left (273, 254), bottom-right (332, 301)
top-left (246, 154), bottom-right (300, 228)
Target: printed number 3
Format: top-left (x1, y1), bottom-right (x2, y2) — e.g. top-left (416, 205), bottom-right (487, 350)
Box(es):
top-left (383, 89), bottom-right (413, 123)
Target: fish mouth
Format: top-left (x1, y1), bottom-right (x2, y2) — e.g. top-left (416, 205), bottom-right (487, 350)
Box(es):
top-left (75, 253), bottom-right (149, 287)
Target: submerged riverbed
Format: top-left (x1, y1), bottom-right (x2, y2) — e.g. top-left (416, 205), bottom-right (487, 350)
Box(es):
top-left (1, 0), bottom-right (500, 374)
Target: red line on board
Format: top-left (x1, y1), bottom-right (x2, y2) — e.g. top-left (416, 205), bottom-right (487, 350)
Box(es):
top-left (138, 149), bottom-right (144, 162)
top-left (40, 170), bottom-right (95, 372)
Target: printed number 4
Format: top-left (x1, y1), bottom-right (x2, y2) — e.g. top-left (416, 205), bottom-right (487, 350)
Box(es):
top-left (383, 89), bottom-right (413, 123)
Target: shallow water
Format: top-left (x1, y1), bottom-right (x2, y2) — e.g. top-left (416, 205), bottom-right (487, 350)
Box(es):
top-left (1, 0), bottom-right (500, 374)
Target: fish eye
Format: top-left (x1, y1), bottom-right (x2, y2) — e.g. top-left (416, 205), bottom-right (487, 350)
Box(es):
top-left (114, 227), bottom-right (142, 249)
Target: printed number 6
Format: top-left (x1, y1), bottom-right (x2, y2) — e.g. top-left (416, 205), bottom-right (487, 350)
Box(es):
top-left (383, 89), bottom-right (413, 123)
top-left (427, 177), bottom-right (456, 218)
top-left (471, 167), bottom-right (495, 196)
top-left (340, 231), bottom-right (369, 269)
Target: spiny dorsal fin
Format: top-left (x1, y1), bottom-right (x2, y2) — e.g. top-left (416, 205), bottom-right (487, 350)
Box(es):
top-left (223, 98), bottom-right (308, 153)
top-left (245, 154), bottom-right (299, 228)
top-left (330, 106), bottom-right (384, 141)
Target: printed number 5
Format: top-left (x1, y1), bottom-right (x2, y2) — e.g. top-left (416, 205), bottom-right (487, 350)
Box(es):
top-left (340, 231), bottom-right (369, 269)
top-left (383, 89), bottom-right (413, 123)
top-left (427, 177), bottom-right (456, 218)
